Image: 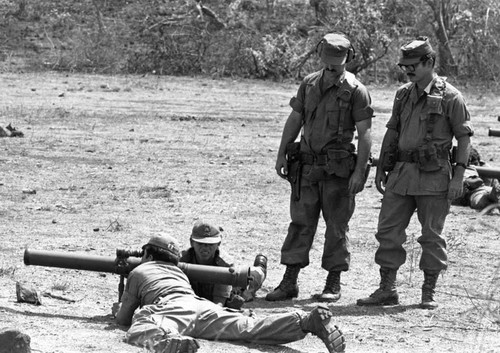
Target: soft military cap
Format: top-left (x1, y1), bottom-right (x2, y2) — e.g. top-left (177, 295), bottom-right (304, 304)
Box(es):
top-left (191, 221), bottom-right (222, 244)
top-left (319, 33), bottom-right (351, 65)
top-left (143, 233), bottom-right (180, 258)
top-left (399, 38), bottom-right (435, 65)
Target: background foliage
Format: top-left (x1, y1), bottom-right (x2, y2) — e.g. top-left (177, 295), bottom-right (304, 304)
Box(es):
top-left (0, 0), bottom-right (499, 85)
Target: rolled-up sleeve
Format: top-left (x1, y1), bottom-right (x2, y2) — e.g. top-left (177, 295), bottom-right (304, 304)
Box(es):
top-left (386, 89), bottom-right (405, 131)
top-left (289, 82), bottom-right (307, 113)
top-left (351, 84), bottom-right (374, 122)
top-left (448, 92), bottom-right (473, 138)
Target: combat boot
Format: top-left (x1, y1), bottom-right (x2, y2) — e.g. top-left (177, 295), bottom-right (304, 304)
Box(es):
top-left (242, 254), bottom-right (268, 302)
top-left (356, 267), bottom-right (399, 306)
top-left (313, 271), bottom-right (341, 302)
top-left (301, 304), bottom-right (346, 353)
top-left (420, 271), bottom-right (440, 309)
top-left (265, 264), bottom-right (300, 301)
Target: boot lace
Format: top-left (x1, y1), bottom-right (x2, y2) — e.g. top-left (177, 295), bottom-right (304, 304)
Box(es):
top-left (278, 265), bottom-right (300, 290)
top-left (324, 271), bottom-right (340, 292)
top-left (423, 273), bottom-right (439, 288)
top-left (379, 268), bottom-right (396, 291)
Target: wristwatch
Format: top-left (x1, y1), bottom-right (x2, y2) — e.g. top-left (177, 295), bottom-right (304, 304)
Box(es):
top-left (455, 162), bottom-right (467, 169)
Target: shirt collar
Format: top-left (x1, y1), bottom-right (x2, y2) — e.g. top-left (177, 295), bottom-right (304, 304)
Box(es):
top-left (423, 73), bottom-right (439, 94)
top-left (320, 69), bottom-right (345, 90)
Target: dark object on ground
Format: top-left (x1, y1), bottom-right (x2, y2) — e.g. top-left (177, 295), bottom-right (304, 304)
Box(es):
top-left (5, 124), bottom-right (24, 137)
top-left (0, 327), bottom-right (31, 353)
top-left (15, 282), bottom-right (41, 305)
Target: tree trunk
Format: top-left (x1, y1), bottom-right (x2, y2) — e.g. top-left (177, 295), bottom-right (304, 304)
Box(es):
top-left (92, 0), bottom-right (105, 35)
top-left (425, 0), bottom-right (457, 75)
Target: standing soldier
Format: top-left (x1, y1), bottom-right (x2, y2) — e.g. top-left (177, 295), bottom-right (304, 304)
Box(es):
top-left (357, 37), bottom-right (473, 309)
top-left (266, 33), bottom-right (374, 302)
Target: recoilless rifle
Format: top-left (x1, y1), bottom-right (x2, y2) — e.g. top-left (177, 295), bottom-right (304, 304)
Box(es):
top-left (24, 248), bottom-right (252, 301)
top-left (370, 157), bottom-right (500, 180)
top-left (488, 128), bottom-right (500, 137)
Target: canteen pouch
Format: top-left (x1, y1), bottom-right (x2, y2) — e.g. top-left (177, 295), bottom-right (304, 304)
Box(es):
top-left (326, 149), bottom-right (355, 178)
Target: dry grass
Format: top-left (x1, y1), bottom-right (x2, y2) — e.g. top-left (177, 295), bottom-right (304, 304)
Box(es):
top-left (0, 72), bottom-right (499, 352)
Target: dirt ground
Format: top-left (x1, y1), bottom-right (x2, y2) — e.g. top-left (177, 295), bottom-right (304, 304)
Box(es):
top-left (0, 72), bottom-right (499, 353)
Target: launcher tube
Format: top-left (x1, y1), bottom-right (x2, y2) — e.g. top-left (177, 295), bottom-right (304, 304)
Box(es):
top-left (488, 128), bottom-right (500, 137)
top-left (370, 158), bottom-right (500, 179)
top-left (24, 248), bottom-right (249, 287)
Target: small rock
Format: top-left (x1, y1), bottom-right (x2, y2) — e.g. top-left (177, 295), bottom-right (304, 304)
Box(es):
top-left (21, 189), bottom-right (36, 195)
top-left (16, 282), bottom-right (41, 305)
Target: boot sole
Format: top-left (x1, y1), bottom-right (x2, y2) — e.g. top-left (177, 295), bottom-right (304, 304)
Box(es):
top-left (318, 320), bottom-right (346, 353)
top-left (310, 306), bottom-right (346, 353)
top-left (420, 302), bottom-right (438, 310)
top-left (313, 293), bottom-right (341, 303)
top-left (265, 294), bottom-right (298, 301)
top-left (356, 297), bottom-right (399, 306)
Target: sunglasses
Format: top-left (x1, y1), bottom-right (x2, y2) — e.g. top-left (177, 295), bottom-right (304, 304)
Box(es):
top-left (398, 61), bottom-right (423, 72)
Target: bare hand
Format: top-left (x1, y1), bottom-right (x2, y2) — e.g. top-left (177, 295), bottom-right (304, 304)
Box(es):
top-left (447, 175), bottom-right (464, 200)
top-left (374, 168), bottom-right (387, 195)
top-left (348, 170), bottom-right (366, 194)
top-left (275, 156), bottom-right (288, 179)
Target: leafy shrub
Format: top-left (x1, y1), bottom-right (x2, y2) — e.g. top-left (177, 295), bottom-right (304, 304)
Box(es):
top-left (1, 0), bottom-right (499, 84)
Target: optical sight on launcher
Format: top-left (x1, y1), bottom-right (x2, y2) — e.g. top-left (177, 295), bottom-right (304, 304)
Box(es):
top-left (24, 248), bottom-right (250, 301)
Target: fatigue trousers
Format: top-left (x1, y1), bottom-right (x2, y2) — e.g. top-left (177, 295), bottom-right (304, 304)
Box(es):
top-left (374, 190), bottom-right (450, 272)
top-left (281, 172), bottom-right (354, 271)
top-left (126, 294), bottom-right (307, 347)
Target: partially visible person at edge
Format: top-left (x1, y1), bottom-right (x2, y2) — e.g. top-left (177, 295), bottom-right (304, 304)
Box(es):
top-left (112, 234), bottom-right (346, 353)
top-left (266, 32), bottom-right (374, 302)
top-left (451, 147), bottom-right (500, 213)
top-left (357, 36), bottom-right (473, 310)
top-left (179, 220), bottom-right (267, 310)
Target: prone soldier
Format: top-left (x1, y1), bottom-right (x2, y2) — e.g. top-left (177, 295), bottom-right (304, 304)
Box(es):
top-left (23, 237), bottom-right (346, 352)
top-left (452, 147), bottom-right (500, 212)
top-left (114, 234), bottom-right (346, 353)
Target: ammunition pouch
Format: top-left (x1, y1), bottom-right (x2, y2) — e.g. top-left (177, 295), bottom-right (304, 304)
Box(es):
top-left (380, 139), bottom-right (399, 172)
top-left (286, 142), bottom-right (302, 201)
top-left (299, 147), bottom-right (356, 179)
top-left (325, 149), bottom-right (356, 178)
top-left (397, 145), bottom-right (449, 172)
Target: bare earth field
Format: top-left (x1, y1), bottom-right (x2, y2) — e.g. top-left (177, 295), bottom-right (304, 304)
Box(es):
top-left (0, 72), bottom-right (499, 353)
